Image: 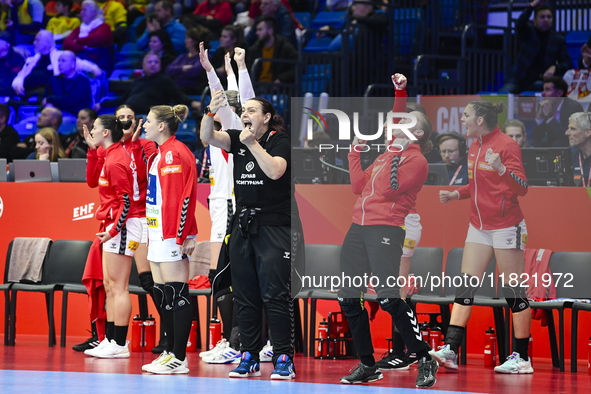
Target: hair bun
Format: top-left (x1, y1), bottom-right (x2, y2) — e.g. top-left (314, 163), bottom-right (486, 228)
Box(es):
top-left (493, 101), bottom-right (505, 115)
top-left (172, 104), bottom-right (189, 123)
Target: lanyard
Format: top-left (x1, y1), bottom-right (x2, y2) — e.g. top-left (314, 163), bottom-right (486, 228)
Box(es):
top-left (579, 153), bottom-right (591, 188)
top-left (449, 164), bottom-right (463, 186)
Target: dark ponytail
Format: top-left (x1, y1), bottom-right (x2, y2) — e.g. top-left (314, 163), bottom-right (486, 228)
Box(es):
top-left (97, 114), bottom-right (133, 143)
top-left (469, 101), bottom-right (505, 130)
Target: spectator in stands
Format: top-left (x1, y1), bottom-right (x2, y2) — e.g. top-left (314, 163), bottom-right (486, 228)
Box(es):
top-left (502, 119), bottom-right (530, 148)
top-left (45, 0), bottom-right (81, 41)
top-left (0, 103), bottom-right (20, 162)
top-left (579, 35), bottom-right (591, 69)
top-left (182, 0), bottom-right (232, 38)
top-left (11, 106), bottom-right (63, 159)
top-left (326, 0), bottom-right (351, 11)
top-left (501, 1), bottom-right (571, 94)
top-left (11, 30), bottom-right (102, 98)
top-left (567, 112), bottom-right (591, 187)
top-left (434, 132), bottom-right (469, 186)
top-left (531, 76), bottom-right (583, 147)
top-left (0, 0), bottom-right (44, 34)
top-left (26, 127), bottom-right (66, 161)
top-left (165, 27), bottom-right (207, 95)
top-left (96, 52), bottom-right (200, 114)
top-left (0, 31), bottom-right (25, 96)
top-left (97, 0), bottom-right (127, 45)
top-left (61, 107), bottom-right (97, 158)
top-left (63, 0), bottom-right (114, 72)
top-left (212, 25), bottom-right (244, 80)
top-left (246, 16), bottom-right (297, 83)
top-left (246, 0), bottom-right (296, 48)
top-left (137, 0), bottom-right (186, 54)
top-left (148, 29), bottom-right (176, 70)
top-left (43, 51), bottom-right (93, 116)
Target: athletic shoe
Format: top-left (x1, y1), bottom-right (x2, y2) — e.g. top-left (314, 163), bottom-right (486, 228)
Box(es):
top-left (416, 356), bottom-right (438, 388)
top-left (199, 338), bottom-right (227, 358)
top-left (259, 340), bottom-right (273, 362)
top-left (340, 362), bottom-right (383, 384)
top-left (376, 350), bottom-right (410, 370)
top-left (203, 346), bottom-right (241, 364)
top-left (84, 338), bottom-right (110, 357)
top-left (494, 352), bottom-right (534, 374)
top-left (73, 335), bottom-right (100, 352)
top-left (142, 351), bottom-right (169, 372)
top-left (93, 340), bottom-right (130, 359)
top-left (229, 351), bottom-right (261, 378)
top-left (270, 354), bottom-right (295, 380)
top-left (429, 344), bottom-right (458, 370)
top-left (146, 354), bottom-right (189, 374)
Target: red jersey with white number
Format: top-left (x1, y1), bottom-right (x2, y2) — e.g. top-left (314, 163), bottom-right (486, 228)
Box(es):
top-left (146, 136), bottom-right (198, 244)
top-left (87, 138), bottom-right (157, 217)
top-left (93, 142), bottom-right (138, 237)
top-left (457, 127), bottom-right (528, 230)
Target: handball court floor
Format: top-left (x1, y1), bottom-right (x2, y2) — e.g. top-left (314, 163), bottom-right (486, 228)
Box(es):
top-left (1, 335), bottom-right (590, 394)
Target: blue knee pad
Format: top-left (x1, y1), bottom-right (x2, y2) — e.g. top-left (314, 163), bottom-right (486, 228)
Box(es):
top-left (153, 283), bottom-right (165, 309)
top-left (163, 282), bottom-right (191, 312)
top-left (501, 284), bottom-right (530, 313)
top-left (454, 273), bottom-right (480, 306)
top-left (338, 297), bottom-right (364, 317)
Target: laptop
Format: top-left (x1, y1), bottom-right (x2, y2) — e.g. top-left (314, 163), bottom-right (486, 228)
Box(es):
top-left (425, 163), bottom-right (450, 186)
top-left (0, 158), bottom-right (6, 182)
top-left (13, 160), bottom-right (53, 183)
top-left (58, 159), bottom-right (87, 182)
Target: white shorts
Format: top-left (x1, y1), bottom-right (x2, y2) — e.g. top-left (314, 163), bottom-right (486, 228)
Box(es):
top-left (465, 220), bottom-right (528, 250)
top-left (103, 217), bottom-right (142, 256)
top-left (402, 213), bottom-right (422, 258)
top-left (209, 198), bottom-right (234, 243)
top-left (147, 237), bottom-right (185, 262)
top-left (140, 216), bottom-right (148, 244)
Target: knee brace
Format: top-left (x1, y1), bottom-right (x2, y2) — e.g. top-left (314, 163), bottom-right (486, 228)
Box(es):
top-left (163, 282), bottom-right (191, 312)
top-left (153, 283), bottom-right (165, 309)
top-left (138, 271), bottom-right (155, 294)
top-left (338, 297), bottom-right (364, 317)
top-left (377, 297), bottom-right (402, 314)
top-left (454, 273), bottom-right (480, 306)
top-left (501, 284), bottom-right (530, 313)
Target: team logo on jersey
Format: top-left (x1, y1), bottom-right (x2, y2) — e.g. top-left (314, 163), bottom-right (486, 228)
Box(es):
top-left (245, 161), bottom-right (255, 172)
top-left (165, 151), bottom-right (173, 164)
top-left (98, 177), bottom-right (109, 186)
top-left (147, 217), bottom-right (158, 227)
top-left (161, 165), bottom-right (182, 176)
top-left (238, 148), bottom-right (246, 156)
top-left (128, 240), bottom-right (139, 251)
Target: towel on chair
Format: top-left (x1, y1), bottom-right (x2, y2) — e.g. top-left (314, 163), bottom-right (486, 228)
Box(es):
top-left (82, 236), bottom-right (106, 340)
top-left (8, 237), bottom-right (52, 283)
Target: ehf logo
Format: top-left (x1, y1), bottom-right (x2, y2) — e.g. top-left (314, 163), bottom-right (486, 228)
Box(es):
top-left (246, 161), bottom-right (254, 172)
top-left (165, 151), bottom-right (173, 164)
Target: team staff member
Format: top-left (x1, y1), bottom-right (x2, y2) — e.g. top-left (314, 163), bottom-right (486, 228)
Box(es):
top-left (338, 74), bottom-right (438, 388)
top-left (141, 105), bottom-right (198, 375)
top-left (435, 132), bottom-right (469, 186)
top-left (200, 97), bottom-right (296, 380)
top-left (432, 101), bottom-right (533, 374)
top-left (83, 115), bottom-right (140, 358)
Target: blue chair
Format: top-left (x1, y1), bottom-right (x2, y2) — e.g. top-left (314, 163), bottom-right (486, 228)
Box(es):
top-left (310, 11), bottom-right (347, 30)
top-left (209, 40), bottom-right (221, 53)
top-left (294, 12), bottom-right (311, 29)
top-left (13, 119), bottom-right (37, 139)
top-left (301, 64), bottom-right (331, 96)
top-left (17, 105), bottom-right (39, 121)
top-left (303, 37), bottom-right (334, 53)
top-left (565, 31), bottom-right (591, 69)
top-left (176, 119), bottom-right (197, 142)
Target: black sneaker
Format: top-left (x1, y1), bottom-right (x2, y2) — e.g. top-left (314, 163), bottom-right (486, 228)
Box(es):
top-left (416, 356), bottom-right (438, 388)
top-left (406, 352), bottom-right (418, 366)
top-left (151, 337), bottom-right (167, 354)
top-left (340, 363), bottom-right (383, 384)
top-left (72, 335), bottom-right (100, 352)
top-left (376, 350), bottom-right (410, 370)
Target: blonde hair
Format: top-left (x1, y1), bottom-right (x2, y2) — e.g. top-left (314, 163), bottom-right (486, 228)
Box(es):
top-left (150, 104), bottom-right (189, 134)
top-left (36, 127), bottom-right (66, 162)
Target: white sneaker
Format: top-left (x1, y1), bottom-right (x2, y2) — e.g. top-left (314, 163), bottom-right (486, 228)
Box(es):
top-left (259, 340), bottom-right (273, 362)
top-left (142, 351), bottom-right (169, 372)
top-left (84, 338), bottom-right (110, 357)
top-left (203, 346), bottom-right (241, 364)
top-left (199, 339), bottom-right (227, 358)
top-left (429, 344), bottom-right (458, 370)
top-left (145, 354), bottom-right (189, 374)
top-left (494, 352), bottom-right (534, 374)
top-left (93, 340), bottom-right (130, 359)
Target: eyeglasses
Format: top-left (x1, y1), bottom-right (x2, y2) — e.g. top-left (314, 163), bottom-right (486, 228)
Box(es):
top-left (440, 149), bottom-right (459, 155)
